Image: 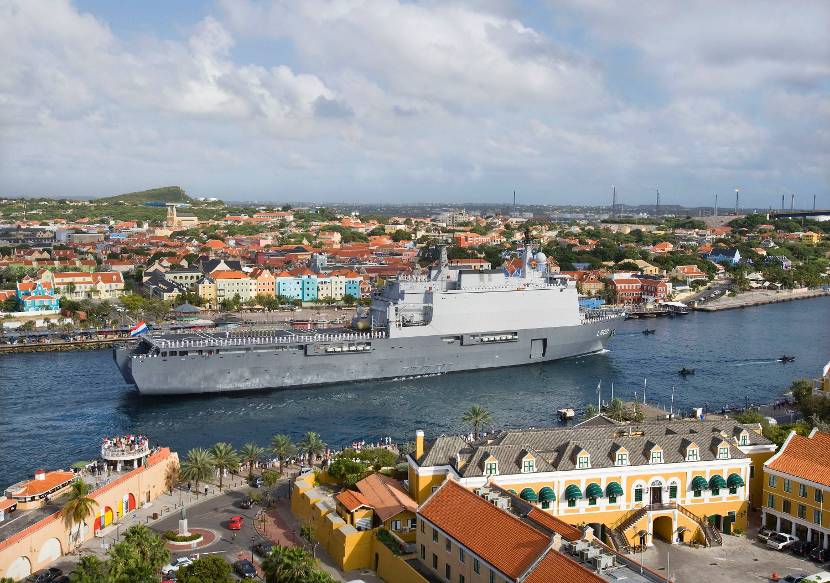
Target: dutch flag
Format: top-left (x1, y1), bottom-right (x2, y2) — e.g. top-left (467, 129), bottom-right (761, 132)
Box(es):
top-left (129, 321), bottom-right (149, 337)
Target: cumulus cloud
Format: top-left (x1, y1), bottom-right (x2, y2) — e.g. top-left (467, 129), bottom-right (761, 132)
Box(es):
top-left (0, 0), bottom-right (827, 204)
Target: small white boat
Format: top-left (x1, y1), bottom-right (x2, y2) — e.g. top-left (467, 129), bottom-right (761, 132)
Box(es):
top-left (558, 407), bottom-right (576, 420)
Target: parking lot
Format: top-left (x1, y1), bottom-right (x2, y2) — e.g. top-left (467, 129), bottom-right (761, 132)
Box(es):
top-left (640, 534), bottom-right (830, 582)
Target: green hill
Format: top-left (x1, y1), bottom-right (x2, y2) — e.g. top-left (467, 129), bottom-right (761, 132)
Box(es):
top-left (97, 186), bottom-right (192, 204)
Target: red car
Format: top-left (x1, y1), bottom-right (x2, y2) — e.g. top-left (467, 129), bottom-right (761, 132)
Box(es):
top-left (228, 515), bottom-right (244, 530)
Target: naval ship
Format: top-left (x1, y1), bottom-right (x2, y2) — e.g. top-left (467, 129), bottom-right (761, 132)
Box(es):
top-left (114, 247), bottom-right (624, 395)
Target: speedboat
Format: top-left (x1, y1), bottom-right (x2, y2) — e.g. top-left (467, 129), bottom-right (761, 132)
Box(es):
top-left (642, 329), bottom-right (655, 335)
top-left (678, 367), bottom-right (695, 376)
top-left (778, 355), bottom-right (795, 363)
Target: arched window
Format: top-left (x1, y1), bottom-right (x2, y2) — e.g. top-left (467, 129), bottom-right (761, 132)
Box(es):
top-left (634, 484), bottom-right (644, 503)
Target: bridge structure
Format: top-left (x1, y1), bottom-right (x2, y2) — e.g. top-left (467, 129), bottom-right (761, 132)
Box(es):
top-left (767, 209), bottom-right (830, 222)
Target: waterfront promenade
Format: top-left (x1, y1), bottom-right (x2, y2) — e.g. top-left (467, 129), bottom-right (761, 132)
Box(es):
top-left (696, 287), bottom-right (830, 311)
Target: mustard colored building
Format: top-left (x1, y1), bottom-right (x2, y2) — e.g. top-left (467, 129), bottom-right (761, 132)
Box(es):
top-left (762, 429), bottom-right (830, 549)
top-left (408, 418), bottom-right (775, 551)
top-left (334, 473), bottom-right (418, 543)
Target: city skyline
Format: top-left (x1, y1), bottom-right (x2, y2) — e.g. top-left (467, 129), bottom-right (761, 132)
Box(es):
top-left (1, 0), bottom-right (828, 206)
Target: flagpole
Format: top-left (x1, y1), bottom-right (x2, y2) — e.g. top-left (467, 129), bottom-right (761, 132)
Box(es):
top-left (597, 380), bottom-right (602, 412)
top-left (643, 378), bottom-right (647, 404)
top-left (611, 382), bottom-right (614, 403)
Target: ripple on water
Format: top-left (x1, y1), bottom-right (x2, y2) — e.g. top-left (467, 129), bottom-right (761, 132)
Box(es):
top-left (0, 296), bottom-right (828, 484)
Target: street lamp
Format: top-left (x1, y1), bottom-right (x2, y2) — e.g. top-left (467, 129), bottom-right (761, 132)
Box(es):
top-left (251, 536), bottom-right (256, 562)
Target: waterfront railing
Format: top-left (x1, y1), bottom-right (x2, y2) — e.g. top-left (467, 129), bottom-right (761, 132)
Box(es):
top-left (136, 330), bottom-right (389, 352)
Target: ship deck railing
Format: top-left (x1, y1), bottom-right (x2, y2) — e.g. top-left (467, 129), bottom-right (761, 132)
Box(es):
top-left (135, 330), bottom-right (388, 353)
top-left (580, 309), bottom-right (626, 323)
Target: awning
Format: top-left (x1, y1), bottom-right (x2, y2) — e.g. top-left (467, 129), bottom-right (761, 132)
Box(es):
top-left (507, 489), bottom-right (517, 495)
top-left (727, 473), bottom-right (745, 488)
top-left (564, 484), bottom-right (583, 500)
top-left (539, 487), bottom-right (556, 502)
top-left (709, 475), bottom-right (727, 489)
top-left (691, 476), bottom-right (709, 490)
top-left (606, 482), bottom-right (624, 497)
top-left (585, 483), bottom-right (604, 499)
top-left (520, 487), bottom-right (538, 502)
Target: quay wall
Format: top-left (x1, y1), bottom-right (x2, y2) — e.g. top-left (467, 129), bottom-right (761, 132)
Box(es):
top-left (696, 287), bottom-right (830, 312)
top-left (0, 448), bottom-right (177, 580)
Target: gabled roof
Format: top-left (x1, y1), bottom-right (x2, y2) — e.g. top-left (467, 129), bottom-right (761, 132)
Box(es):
top-left (335, 489), bottom-right (371, 512)
top-left (354, 473), bottom-right (416, 522)
top-left (524, 548), bottom-right (605, 583)
top-left (419, 480), bottom-right (550, 580)
top-left (767, 430), bottom-right (830, 487)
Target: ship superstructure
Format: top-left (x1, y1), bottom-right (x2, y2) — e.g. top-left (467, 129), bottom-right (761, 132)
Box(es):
top-left (115, 247), bottom-right (623, 395)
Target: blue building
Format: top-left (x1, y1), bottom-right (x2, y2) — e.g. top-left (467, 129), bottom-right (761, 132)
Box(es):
top-left (15, 281), bottom-right (60, 312)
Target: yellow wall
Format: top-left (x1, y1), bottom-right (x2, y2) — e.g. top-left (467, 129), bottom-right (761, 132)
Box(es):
top-left (409, 467), bottom-right (446, 504)
top-left (748, 451), bottom-right (775, 508)
top-left (763, 474), bottom-right (830, 530)
top-left (374, 534), bottom-right (429, 583)
top-left (383, 510), bottom-right (417, 543)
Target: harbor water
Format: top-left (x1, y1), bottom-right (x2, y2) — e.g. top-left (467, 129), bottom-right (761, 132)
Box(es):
top-left (1, 296), bottom-right (828, 485)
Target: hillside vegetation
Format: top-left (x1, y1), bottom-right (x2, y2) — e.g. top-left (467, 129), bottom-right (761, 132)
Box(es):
top-left (97, 186), bottom-right (192, 204)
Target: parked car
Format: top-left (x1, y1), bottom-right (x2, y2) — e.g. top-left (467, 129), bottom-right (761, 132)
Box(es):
top-left (250, 476), bottom-right (263, 488)
top-left (237, 497), bottom-right (254, 509)
top-left (783, 575), bottom-right (805, 583)
top-left (757, 527), bottom-right (777, 543)
top-left (26, 569), bottom-right (62, 583)
top-left (228, 515), bottom-right (244, 530)
top-left (161, 557), bottom-right (193, 575)
top-left (809, 547), bottom-right (830, 563)
top-left (253, 542), bottom-right (274, 556)
top-left (768, 533), bottom-right (799, 550)
top-left (793, 541), bottom-right (817, 556)
top-left (234, 559), bottom-right (258, 579)
top-left (801, 573), bottom-right (830, 583)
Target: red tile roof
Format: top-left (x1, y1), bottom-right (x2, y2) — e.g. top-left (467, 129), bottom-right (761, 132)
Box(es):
top-left (524, 549), bottom-right (605, 583)
top-left (335, 489), bottom-right (371, 512)
top-left (0, 498), bottom-right (17, 512)
top-left (355, 473), bottom-right (417, 522)
top-left (768, 430), bottom-right (830, 487)
top-left (419, 480), bottom-right (550, 580)
top-left (9, 471), bottom-right (75, 498)
top-left (526, 508), bottom-right (583, 542)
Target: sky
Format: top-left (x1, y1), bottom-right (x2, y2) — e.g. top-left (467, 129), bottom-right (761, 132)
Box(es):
top-left (1, 0), bottom-right (828, 207)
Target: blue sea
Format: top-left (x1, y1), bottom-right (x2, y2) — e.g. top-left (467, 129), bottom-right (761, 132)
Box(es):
top-left (1, 296), bottom-right (828, 485)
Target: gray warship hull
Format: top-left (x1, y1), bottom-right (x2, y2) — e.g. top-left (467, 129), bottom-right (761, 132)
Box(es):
top-left (114, 317), bottom-right (620, 395)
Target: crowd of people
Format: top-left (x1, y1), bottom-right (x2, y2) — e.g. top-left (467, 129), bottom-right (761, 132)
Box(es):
top-left (102, 434), bottom-right (149, 455)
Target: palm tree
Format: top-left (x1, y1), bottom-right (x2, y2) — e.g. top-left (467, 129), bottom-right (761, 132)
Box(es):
top-left (164, 460), bottom-right (180, 494)
top-left (68, 556), bottom-right (107, 583)
top-left (298, 432), bottom-right (326, 465)
top-left (180, 448), bottom-right (213, 491)
top-left (462, 404), bottom-right (492, 439)
top-left (240, 442), bottom-right (265, 481)
top-left (120, 525), bottom-right (170, 573)
top-left (210, 442), bottom-right (240, 490)
top-left (262, 545), bottom-right (314, 583)
top-left (271, 434), bottom-right (297, 474)
top-left (604, 398), bottom-right (626, 422)
top-left (60, 479), bottom-right (99, 552)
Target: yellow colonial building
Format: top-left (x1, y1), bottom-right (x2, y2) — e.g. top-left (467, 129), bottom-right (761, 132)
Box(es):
top-left (762, 429), bottom-right (830, 550)
top-left (408, 417), bottom-right (776, 552)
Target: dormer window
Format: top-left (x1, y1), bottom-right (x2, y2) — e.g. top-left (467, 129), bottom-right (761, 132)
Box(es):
top-left (577, 451), bottom-right (591, 469)
top-left (615, 451), bottom-right (629, 466)
top-left (522, 458), bottom-right (535, 473)
top-left (650, 448), bottom-right (663, 464)
top-left (485, 461), bottom-right (498, 476)
top-left (686, 446), bottom-right (699, 461)
top-left (718, 446), bottom-right (730, 460)
top-left (739, 431), bottom-right (749, 446)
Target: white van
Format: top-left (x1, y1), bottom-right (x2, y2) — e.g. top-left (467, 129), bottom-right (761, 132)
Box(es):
top-left (803, 572), bottom-right (830, 583)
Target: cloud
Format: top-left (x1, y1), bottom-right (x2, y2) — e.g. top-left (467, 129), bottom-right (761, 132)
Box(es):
top-left (0, 0), bottom-right (827, 205)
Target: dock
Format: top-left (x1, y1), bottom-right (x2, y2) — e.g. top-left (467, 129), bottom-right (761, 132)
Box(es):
top-left (694, 287), bottom-right (830, 312)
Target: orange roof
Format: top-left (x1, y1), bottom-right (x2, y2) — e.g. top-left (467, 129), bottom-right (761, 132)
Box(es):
top-left (335, 489), bottom-right (371, 512)
top-left (205, 239), bottom-right (227, 249)
top-left (419, 480), bottom-right (550, 580)
top-left (211, 270), bottom-right (246, 280)
top-left (526, 507), bottom-right (583, 542)
top-left (11, 471), bottom-right (75, 498)
top-left (91, 272), bottom-right (123, 284)
top-left (767, 430), bottom-right (830, 487)
top-left (524, 549), bottom-right (605, 583)
top-left (0, 498), bottom-right (16, 512)
top-left (355, 473), bottom-right (417, 522)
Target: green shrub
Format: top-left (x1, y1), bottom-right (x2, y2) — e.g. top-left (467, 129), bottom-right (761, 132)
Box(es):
top-left (163, 530), bottom-right (202, 542)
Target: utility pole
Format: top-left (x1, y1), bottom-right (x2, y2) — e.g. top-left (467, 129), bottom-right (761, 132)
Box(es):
top-left (781, 194), bottom-right (785, 210)
top-left (714, 193), bottom-right (718, 218)
top-left (513, 190), bottom-right (516, 215)
top-left (814, 194), bottom-right (817, 211)
top-left (734, 188), bottom-right (739, 215)
top-left (611, 185), bottom-right (617, 219)
top-left (790, 194), bottom-right (795, 210)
